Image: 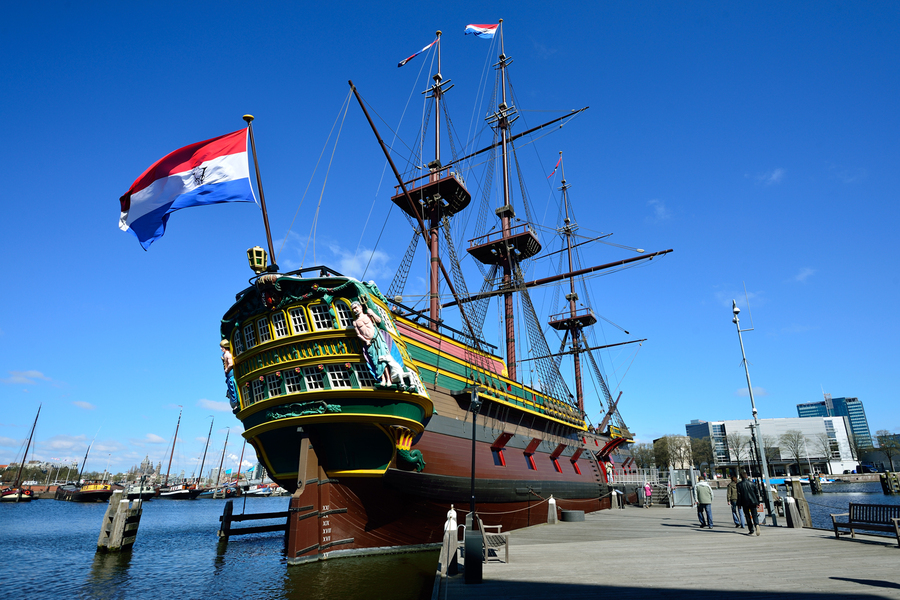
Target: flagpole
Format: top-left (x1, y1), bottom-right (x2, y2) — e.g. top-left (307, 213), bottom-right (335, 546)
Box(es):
top-left (243, 115), bottom-right (279, 271)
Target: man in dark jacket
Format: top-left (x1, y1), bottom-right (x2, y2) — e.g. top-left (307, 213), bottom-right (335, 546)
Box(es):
top-left (737, 470), bottom-right (761, 535)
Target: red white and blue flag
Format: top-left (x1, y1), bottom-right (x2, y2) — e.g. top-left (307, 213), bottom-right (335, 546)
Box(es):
top-left (547, 154), bottom-right (562, 179)
top-left (464, 24), bottom-right (498, 38)
top-left (398, 38), bottom-right (438, 67)
top-left (119, 129), bottom-right (256, 250)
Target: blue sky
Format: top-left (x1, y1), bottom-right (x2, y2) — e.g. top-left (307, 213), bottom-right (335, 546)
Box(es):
top-left (2, 2), bottom-right (898, 476)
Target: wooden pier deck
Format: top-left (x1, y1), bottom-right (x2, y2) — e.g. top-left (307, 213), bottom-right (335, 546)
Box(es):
top-left (436, 490), bottom-right (900, 600)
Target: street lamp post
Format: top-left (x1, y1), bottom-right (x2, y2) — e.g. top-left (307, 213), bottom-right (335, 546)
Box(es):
top-left (464, 386), bottom-right (484, 584)
top-left (732, 300), bottom-right (778, 527)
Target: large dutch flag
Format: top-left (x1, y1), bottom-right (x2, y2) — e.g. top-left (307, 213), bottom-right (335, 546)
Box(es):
top-left (464, 24), bottom-right (499, 38)
top-left (119, 129), bottom-right (256, 250)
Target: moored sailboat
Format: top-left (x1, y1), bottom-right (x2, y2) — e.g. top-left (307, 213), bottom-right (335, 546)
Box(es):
top-left (218, 22), bottom-right (672, 564)
top-left (1, 405), bottom-right (40, 503)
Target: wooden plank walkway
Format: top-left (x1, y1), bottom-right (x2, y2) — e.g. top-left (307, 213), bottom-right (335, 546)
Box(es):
top-left (436, 489), bottom-right (900, 600)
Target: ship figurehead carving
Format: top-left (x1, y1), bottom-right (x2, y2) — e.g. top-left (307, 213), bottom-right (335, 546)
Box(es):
top-left (391, 425), bottom-right (426, 472)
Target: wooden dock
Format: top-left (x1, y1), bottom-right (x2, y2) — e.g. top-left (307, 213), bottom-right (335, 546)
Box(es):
top-left (436, 490), bottom-right (900, 599)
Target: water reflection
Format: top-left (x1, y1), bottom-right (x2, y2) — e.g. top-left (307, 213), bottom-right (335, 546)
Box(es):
top-left (278, 551), bottom-right (439, 600)
top-left (82, 551), bottom-right (133, 600)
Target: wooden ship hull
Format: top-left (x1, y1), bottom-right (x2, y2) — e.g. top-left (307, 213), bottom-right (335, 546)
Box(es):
top-left (55, 483), bottom-right (114, 503)
top-left (222, 271), bottom-right (616, 564)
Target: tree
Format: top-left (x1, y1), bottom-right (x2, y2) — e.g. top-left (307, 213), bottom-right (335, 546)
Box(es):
top-left (671, 436), bottom-right (693, 469)
top-left (631, 443), bottom-right (654, 469)
top-left (725, 433), bottom-right (750, 473)
top-left (876, 430), bottom-right (900, 471)
top-left (779, 430), bottom-right (809, 475)
top-left (691, 437), bottom-right (715, 475)
top-left (653, 435), bottom-right (692, 469)
top-left (811, 432), bottom-right (837, 475)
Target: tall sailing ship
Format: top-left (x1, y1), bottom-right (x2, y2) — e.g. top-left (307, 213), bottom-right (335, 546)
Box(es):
top-left (219, 24), bottom-right (671, 563)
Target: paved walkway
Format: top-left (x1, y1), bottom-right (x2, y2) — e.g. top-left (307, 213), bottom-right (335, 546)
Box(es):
top-left (436, 490), bottom-right (900, 599)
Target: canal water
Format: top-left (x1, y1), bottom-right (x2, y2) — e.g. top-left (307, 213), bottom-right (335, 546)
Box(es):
top-left (784, 480), bottom-right (900, 532)
top-left (0, 496), bottom-right (437, 600)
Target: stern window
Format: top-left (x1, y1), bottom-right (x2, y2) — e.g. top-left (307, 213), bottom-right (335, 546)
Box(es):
top-left (289, 307), bottom-right (309, 333)
top-left (272, 312), bottom-right (288, 338)
top-left (326, 365), bottom-right (352, 389)
top-left (309, 304), bottom-right (334, 331)
top-left (257, 317), bottom-right (271, 344)
top-left (243, 323), bottom-right (256, 348)
top-left (284, 369), bottom-right (303, 394)
top-left (303, 367), bottom-right (325, 390)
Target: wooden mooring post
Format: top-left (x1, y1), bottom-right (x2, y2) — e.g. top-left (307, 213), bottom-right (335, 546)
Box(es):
top-left (217, 499), bottom-right (289, 543)
top-left (97, 490), bottom-right (142, 552)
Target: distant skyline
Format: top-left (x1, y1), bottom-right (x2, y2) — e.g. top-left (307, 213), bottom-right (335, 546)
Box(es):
top-left (2, 2), bottom-right (898, 475)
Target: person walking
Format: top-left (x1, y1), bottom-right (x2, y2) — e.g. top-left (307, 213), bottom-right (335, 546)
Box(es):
top-left (643, 482), bottom-right (653, 508)
top-left (727, 475), bottom-right (745, 528)
top-left (737, 470), bottom-right (761, 535)
top-left (695, 475), bottom-right (714, 528)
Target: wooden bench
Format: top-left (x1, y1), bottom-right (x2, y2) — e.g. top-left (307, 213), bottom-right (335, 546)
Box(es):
top-left (830, 502), bottom-right (900, 547)
top-left (475, 514), bottom-right (510, 563)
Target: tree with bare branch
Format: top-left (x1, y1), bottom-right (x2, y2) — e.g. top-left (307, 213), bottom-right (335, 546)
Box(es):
top-left (811, 432), bottom-right (837, 475)
top-left (876, 430), bottom-right (899, 471)
top-left (779, 430), bottom-right (809, 475)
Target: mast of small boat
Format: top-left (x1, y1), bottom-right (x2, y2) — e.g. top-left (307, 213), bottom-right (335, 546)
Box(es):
top-left (215, 428), bottom-right (230, 489)
top-left (235, 439), bottom-right (246, 487)
top-left (12, 405), bottom-right (40, 496)
top-left (77, 428), bottom-right (98, 485)
top-left (196, 416), bottom-right (214, 487)
top-left (163, 406), bottom-right (182, 487)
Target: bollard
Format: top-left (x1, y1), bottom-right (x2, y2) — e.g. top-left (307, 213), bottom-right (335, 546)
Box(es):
top-left (547, 495), bottom-right (558, 524)
top-left (440, 505), bottom-right (459, 576)
top-left (784, 478), bottom-right (812, 528)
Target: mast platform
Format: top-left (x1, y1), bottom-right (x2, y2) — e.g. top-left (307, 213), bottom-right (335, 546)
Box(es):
top-left (467, 223), bottom-right (542, 265)
top-left (548, 308), bottom-right (597, 330)
top-left (391, 171), bottom-right (471, 220)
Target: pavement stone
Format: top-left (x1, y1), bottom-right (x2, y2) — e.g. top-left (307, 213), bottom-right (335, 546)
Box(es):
top-left (436, 488), bottom-right (900, 599)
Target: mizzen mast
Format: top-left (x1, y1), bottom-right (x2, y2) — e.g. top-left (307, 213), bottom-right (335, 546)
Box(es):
top-left (546, 156), bottom-right (597, 414)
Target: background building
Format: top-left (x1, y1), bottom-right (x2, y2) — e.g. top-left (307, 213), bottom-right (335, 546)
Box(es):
top-left (797, 395), bottom-right (872, 448)
top-left (686, 416), bottom-right (855, 476)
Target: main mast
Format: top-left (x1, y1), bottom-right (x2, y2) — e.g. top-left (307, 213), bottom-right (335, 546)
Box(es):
top-left (13, 405), bottom-right (40, 488)
top-left (467, 19), bottom-right (542, 380)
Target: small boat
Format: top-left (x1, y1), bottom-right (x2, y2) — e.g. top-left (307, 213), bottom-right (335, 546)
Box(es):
top-left (125, 482), bottom-right (156, 500)
top-left (243, 484), bottom-right (273, 497)
top-left (55, 482), bottom-right (114, 503)
top-left (2, 405), bottom-right (40, 503)
top-left (157, 482), bottom-right (202, 500)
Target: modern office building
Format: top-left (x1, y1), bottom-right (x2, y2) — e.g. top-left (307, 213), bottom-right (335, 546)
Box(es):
top-left (686, 416), bottom-right (855, 476)
top-left (797, 395), bottom-right (872, 448)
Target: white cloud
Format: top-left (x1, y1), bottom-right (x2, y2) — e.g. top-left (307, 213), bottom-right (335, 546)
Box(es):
top-left (646, 199), bottom-right (672, 222)
top-left (73, 401), bottom-right (95, 410)
top-left (735, 386), bottom-right (768, 397)
top-left (0, 436), bottom-right (20, 448)
top-left (198, 398), bottom-right (232, 412)
top-left (757, 168), bottom-right (786, 185)
top-left (714, 288), bottom-right (764, 310)
top-left (145, 433), bottom-right (167, 444)
top-left (327, 243), bottom-right (393, 281)
top-left (2, 370), bottom-right (51, 385)
top-left (794, 267), bottom-right (815, 283)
